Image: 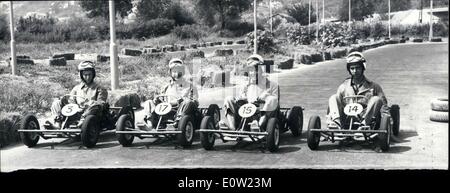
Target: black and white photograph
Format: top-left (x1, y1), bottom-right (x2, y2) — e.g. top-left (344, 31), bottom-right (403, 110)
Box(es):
top-left (0, 0), bottom-right (448, 180)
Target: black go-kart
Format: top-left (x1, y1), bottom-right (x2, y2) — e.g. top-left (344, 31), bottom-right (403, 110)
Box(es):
top-left (198, 99), bottom-right (303, 153)
top-left (115, 94), bottom-right (220, 148)
top-left (18, 94), bottom-right (135, 148)
top-left (306, 95), bottom-right (400, 152)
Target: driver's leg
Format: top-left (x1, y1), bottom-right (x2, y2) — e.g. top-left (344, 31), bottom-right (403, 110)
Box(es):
top-left (328, 94), bottom-right (343, 127)
top-left (364, 96), bottom-right (384, 127)
top-left (223, 96), bottom-right (238, 130)
top-left (48, 99), bottom-right (66, 129)
top-left (177, 99), bottom-right (198, 116)
top-left (259, 96), bottom-right (278, 128)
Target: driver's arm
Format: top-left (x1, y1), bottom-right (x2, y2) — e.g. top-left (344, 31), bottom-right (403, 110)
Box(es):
top-left (68, 86), bottom-right (77, 104)
top-left (258, 81), bottom-right (279, 101)
top-left (96, 87), bottom-right (108, 103)
top-left (374, 83), bottom-right (388, 105)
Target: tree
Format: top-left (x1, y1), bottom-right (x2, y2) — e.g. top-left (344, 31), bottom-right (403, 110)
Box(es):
top-left (0, 14), bottom-right (9, 41)
top-left (339, 0), bottom-right (376, 21)
top-left (195, 0), bottom-right (253, 29)
top-left (373, 0), bottom-right (412, 14)
top-left (134, 0), bottom-right (193, 26)
top-left (286, 2), bottom-right (317, 26)
top-left (79, 0), bottom-right (132, 19)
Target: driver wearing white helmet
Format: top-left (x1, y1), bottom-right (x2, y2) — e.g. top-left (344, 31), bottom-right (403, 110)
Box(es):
top-left (143, 58), bottom-right (199, 128)
top-left (222, 54), bottom-right (280, 130)
top-left (48, 61), bottom-right (108, 129)
top-left (327, 52), bottom-right (389, 127)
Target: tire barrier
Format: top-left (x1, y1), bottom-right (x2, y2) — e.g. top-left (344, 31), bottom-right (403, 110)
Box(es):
top-left (52, 53), bottom-right (75, 60)
top-left (48, 57), bottom-right (67, 66)
top-left (121, 48), bottom-right (142, 56)
top-left (278, 58), bottom-right (294, 69)
top-left (430, 98), bottom-right (448, 123)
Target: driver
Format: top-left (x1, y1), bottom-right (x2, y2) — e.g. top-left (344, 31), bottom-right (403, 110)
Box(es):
top-left (327, 52), bottom-right (389, 128)
top-left (47, 61), bottom-right (108, 129)
top-left (222, 54), bottom-right (279, 130)
top-left (143, 58), bottom-right (199, 128)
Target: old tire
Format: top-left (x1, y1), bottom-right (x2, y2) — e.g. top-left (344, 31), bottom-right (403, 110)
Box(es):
top-left (390, 104), bottom-right (400, 136)
top-left (287, 106), bottom-right (303, 137)
top-left (430, 111), bottom-right (449, 122)
top-left (81, 115), bottom-right (99, 148)
top-left (266, 118), bottom-right (280, 152)
top-left (178, 115), bottom-right (195, 147)
top-left (307, 116), bottom-right (321, 150)
top-left (200, 116), bottom-right (216, 150)
top-left (378, 115), bottom-right (391, 152)
top-left (431, 98), bottom-right (448, 112)
top-left (19, 114), bottom-right (40, 147)
top-left (116, 114), bottom-right (135, 147)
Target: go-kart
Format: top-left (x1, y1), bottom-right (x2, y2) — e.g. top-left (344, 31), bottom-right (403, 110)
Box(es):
top-left (17, 94), bottom-right (135, 148)
top-left (306, 95), bottom-right (400, 152)
top-left (115, 94), bottom-right (220, 148)
top-left (198, 99), bottom-right (303, 152)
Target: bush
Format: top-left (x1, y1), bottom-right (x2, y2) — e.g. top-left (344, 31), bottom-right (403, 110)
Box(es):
top-left (224, 21), bottom-right (258, 37)
top-left (286, 23), bottom-right (313, 45)
top-left (131, 18), bottom-right (175, 39)
top-left (173, 24), bottom-right (208, 40)
top-left (371, 22), bottom-right (386, 39)
top-left (246, 30), bottom-right (276, 53)
top-left (16, 14), bottom-right (56, 34)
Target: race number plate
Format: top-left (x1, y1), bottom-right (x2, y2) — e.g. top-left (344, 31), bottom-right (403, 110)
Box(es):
top-left (61, 104), bottom-right (80, 117)
top-left (344, 103), bottom-right (364, 116)
top-left (238, 103), bottom-right (257, 118)
top-left (155, 102), bottom-right (172, 115)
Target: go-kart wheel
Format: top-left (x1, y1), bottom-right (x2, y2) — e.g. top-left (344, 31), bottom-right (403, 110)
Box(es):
top-left (390, 104), bottom-right (400, 136)
top-left (116, 114), bottom-right (135, 147)
top-left (266, 118), bottom-right (280, 152)
top-left (206, 104), bottom-right (221, 128)
top-left (287, 106), bottom-right (303, 137)
top-left (307, 116), bottom-right (321, 150)
top-left (178, 115), bottom-right (194, 147)
top-left (19, 114), bottom-right (40, 148)
top-left (200, 116), bottom-right (216, 150)
top-left (377, 115), bottom-right (391, 152)
top-left (81, 115), bottom-right (99, 148)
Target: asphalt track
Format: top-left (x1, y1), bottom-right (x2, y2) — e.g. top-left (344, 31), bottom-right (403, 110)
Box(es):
top-left (1, 42), bottom-right (448, 171)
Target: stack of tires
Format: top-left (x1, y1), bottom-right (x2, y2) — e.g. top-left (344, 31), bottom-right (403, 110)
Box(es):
top-left (430, 98), bottom-right (448, 122)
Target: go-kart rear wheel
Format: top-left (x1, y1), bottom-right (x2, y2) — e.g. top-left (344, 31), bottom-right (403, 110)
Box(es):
top-left (200, 116), bottom-right (216, 150)
top-left (116, 114), bottom-right (135, 147)
top-left (377, 115), bottom-right (391, 152)
top-left (19, 114), bottom-right (40, 148)
top-left (81, 115), bottom-right (99, 148)
top-left (390, 104), bottom-right (400, 136)
top-left (178, 115), bottom-right (194, 147)
top-left (266, 118), bottom-right (280, 152)
top-left (287, 106), bottom-right (303, 137)
top-left (307, 116), bottom-right (321, 150)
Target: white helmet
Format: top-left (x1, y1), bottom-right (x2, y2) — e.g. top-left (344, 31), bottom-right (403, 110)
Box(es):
top-left (168, 58), bottom-right (184, 69)
top-left (78, 61), bottom-right (95, 71)
top-left (346, 52), bottom-right (366, 71)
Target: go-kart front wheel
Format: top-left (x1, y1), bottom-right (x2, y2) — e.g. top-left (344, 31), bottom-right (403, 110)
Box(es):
top-left (19, 114), bottom-right (40, 147)
top-left (266, 118), bottom-right (280, 152)
top-left (116, 114), bottom-right (135, 147)
top-left (390, 104), bottom-right (400, 136)
top-left (287, 106), bottom-right (303, 137)
top-left (81, 115), bottom-right (100, 148)
top-left (177, 115), bottom-right (194, 147)
top-left (307, 116), bottom-right (321, 150)
top-left (200, 116), bottom-right (216, 150)
top-left (377, 115), bottom-right (391, 152)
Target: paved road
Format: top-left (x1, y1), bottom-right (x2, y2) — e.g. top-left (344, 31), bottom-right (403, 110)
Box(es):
top-left (1, 42), bottom-right (448, 171)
